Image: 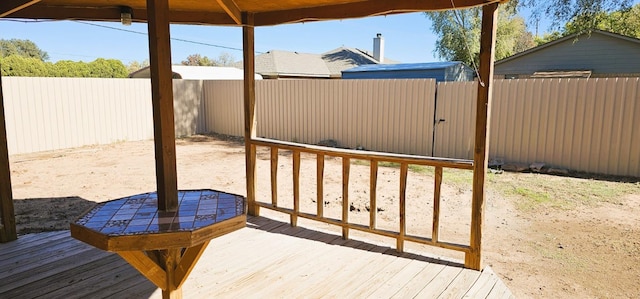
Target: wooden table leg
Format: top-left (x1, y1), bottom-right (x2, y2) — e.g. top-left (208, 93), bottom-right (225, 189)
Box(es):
top-left (117, 241), bottom-right (210, 299)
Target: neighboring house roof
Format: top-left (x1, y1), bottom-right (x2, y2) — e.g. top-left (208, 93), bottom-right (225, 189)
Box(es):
top-left (241, 47), bottom-right (399, 79)
top-left (254, 50), bottom-right (332, 78)
top-left (129, 65), bottom-right (263, 80)
top-left (343, 61), bottom-right (463, 73)
top-left (495, 30), bottom-right (640, 76)
top-left (341, 61), bottom-right (475, 82)
top-left (321, 47), bottom-right (398, 77)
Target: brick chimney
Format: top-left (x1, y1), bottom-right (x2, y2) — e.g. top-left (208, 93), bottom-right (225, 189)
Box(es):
top-left (373, 33), bottom-right (384, 63)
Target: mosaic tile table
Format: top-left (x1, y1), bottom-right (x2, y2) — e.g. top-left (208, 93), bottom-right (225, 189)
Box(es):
top-left (70, 189), bottom-right (246, 299)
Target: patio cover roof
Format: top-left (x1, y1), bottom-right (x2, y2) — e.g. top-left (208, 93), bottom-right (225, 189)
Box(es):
top-left (3, 0), bottom-right (505, 26)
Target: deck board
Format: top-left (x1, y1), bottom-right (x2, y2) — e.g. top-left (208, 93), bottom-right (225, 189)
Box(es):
top-left (0, 216), bottom-right (514, 298)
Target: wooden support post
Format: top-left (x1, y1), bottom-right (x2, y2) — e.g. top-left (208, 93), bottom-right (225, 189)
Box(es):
top-left (160, 248), bottom-right (182, 299)
top-left (466, 2), bottom-right (498, 270)
top-left (0, 72), bottom-right (17, 243)
top-left (147, 0), bottom-right (178, 211)
top-left (242, 13), bottom-right (259, 216)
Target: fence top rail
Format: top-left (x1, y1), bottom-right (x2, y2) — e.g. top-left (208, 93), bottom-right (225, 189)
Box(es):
top-left (251, 137), bottom-right (474, 170)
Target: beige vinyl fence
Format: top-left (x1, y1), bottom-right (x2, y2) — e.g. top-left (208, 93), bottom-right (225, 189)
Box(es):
top-left (2, 77), bottom-right (639, 177)
top-left (434, 78), bottom-right (640, 176)
top-left (203, 79), bottom-right (437, 155)
top-left (204, 78), bottom-right (640, 177)
top-left (2, 77), bottom-right (202, 155)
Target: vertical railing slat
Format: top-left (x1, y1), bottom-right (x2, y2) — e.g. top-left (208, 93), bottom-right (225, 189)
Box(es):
top-left (270, 147), bottom-right (278, 207)
top-left (397, 163), bottom-right (408, 252)
top-left (317, 153), bottom-right (325, 218)
top-left (369, 160), bottom-right (378, 229)
top-left (342, 157), bottom-right (350, 239)
top-left (433, 166), bottom-right (443, 243)
top-left (292, 150), bottom-right (300, 227)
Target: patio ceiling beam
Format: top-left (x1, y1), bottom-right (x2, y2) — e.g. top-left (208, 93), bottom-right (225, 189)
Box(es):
top-left (253, 0), bottom-right (505, 26)
top-left (0, 0), bottom-right (40, 18)
top-left (215, 0), bottom-right (242, 25)
top-left (8, 6), bottom-right (235, 25)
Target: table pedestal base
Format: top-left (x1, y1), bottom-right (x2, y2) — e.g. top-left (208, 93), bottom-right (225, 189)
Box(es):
top-left (117, 241), bottom-right (210, 299)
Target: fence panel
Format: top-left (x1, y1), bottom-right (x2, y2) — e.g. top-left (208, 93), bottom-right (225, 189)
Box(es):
top-left (205, 79), bottom-right (437, 156)
top-left (2, 78), bottom-right (202, 155)
top-left (433, 81), bottom-right (478, 159)
top-left (435, 78), bottom-right (640, 177)
top-left (3, 77), bottom-right (154, 155)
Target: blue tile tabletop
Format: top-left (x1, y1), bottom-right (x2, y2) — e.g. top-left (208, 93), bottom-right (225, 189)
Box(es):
top-left (74, 190), bottom-right (246, 236)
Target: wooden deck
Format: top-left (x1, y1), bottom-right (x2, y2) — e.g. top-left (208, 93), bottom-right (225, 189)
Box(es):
top-left (0, 215), bottom-right (515, 298)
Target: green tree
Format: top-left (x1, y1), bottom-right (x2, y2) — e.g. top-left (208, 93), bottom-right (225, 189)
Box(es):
top-left (51, 60), bottom-right (91, 77)
top-left (564, 3), bottom-right (640, 38)
top-left (533, 31), bottom-right (564, 46)
top-left (0, 39), bottom-right (49, 61)
top-left (127, 59), bottom-right (150, 73)
top-left (0, 55), bottom-right (49, 77)
top-left (181, 52), bottom-right (236, 66)
top-left (182, 54), bottom-right (213, 66)
top-left (214, 52), bottom-right (236, 66)
top-left (516, 0), bottom-right (633, 29)
top-left (426, 7), bottom-right (535, 66)
top-left (87, 58), bottom-right (129, 78)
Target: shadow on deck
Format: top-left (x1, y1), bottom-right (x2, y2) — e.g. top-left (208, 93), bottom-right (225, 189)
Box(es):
top-left (0, 215), bottom-right (515, 298)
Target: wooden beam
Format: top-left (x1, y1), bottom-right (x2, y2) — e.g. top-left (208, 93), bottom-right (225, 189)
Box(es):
top-left (0, 0), bottom-right (40, 18)
top-left (0, 71), bottom-right (17, 243)
top-left (466, 2), bottom-right (498, 271)
top-left (174, 241), bottom-right (210, 289)
top-left (254, 0), bottom-right (504, 26)
top-left (215, 0), bottom-right (242, 24)
top-left (8, 6), bottom-right (235, 25)
top-left (242, 13), bottom-right (258, 216)
top-left (147, 0), bottom-right (178, 211)
top-left (118, 251), bottom-right (167, 290)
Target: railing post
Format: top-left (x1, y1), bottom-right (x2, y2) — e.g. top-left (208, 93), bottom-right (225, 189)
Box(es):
top-left (397, 163), bottom-right (408, 252)
top-left (270, 147), bottom-right (278, 207)
top-left (369, 160), bottom-right (378, 229)
top-left (317, 154), bottom-right (325, 218)
top-left (467, 2), bottom-right (498, 270)
top-left (292, 151), bottom-right (301, 227)
top-left (342, 157), bottom-right (350, 239)
top-left (432, 166), bottom-right (443, 243)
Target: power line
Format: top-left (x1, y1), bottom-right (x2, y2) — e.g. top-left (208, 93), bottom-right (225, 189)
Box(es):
top-left (73, 21), bottom-right (256, 53)
top-left (1, 18), bottom-right (262, 54)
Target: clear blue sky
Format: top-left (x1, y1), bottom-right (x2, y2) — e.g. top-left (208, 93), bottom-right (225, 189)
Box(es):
top-left (0, 9), bottom-right (562, 65)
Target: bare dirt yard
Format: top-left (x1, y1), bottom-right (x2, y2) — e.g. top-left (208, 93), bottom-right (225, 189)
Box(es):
top-left (8, 134), bottom-right (640, 298)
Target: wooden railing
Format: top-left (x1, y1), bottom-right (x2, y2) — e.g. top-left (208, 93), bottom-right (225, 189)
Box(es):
top-left (248, 137), bottom-right (475, 258)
